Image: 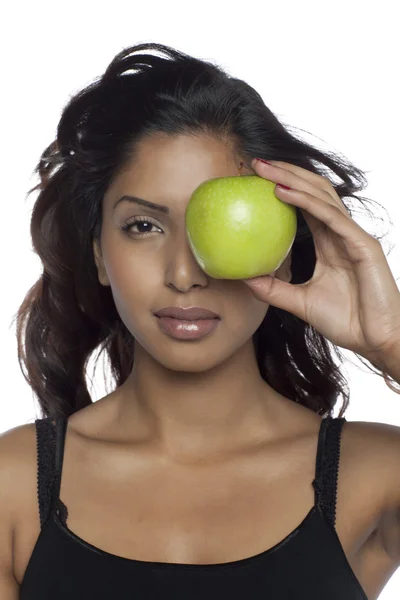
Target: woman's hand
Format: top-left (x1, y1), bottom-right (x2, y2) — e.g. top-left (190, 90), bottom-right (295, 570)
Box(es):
top-left (243, 159), bottom-right (400, 362)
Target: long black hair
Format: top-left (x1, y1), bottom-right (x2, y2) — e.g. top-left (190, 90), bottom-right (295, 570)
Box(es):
top-left (13, 42), bottom-right (393, 421)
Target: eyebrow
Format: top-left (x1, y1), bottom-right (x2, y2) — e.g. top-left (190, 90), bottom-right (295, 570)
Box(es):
top-left (113, 195), bottom-right (170, 214)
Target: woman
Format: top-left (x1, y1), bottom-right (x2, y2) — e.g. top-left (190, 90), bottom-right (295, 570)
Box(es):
top-left (1, 42), bottom-right (400, 599)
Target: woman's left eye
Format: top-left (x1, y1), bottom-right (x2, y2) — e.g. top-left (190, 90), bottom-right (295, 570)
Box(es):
top-left (120, 217), bottom-right (163, 237)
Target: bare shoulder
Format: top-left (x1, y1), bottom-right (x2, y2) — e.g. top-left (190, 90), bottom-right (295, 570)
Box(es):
top-left (342, 419), bottom-right (400, 489)
top-left (0, 419), bottom-right (59, 514)
top-left (0, 421), bottom-right (43, 595)
top-left (0, 422), bottom-right (40, 518)
top-left (342, 418), bottom-right (400, 562)
top-left (0, 420), bottom-right (41, 466)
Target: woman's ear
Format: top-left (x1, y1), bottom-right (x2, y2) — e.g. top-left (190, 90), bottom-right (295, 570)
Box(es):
top-left (92, 240), bottom-right (110, 286)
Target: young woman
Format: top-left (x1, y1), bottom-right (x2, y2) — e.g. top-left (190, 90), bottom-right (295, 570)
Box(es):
top-left (1, 42), bottom-right (400, 599)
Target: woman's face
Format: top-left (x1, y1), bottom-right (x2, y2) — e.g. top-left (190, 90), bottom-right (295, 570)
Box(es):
top-left (93, 133), bottom-right (291, 373)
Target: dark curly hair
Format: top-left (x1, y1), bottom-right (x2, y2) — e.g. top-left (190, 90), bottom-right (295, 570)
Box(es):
top-left (12, 42), bottom-right (394, 422)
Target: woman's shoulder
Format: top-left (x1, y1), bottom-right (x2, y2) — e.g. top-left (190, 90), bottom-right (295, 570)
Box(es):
top-left (341, 418), bottom-right (400, 562)
top-left (0, 420), bottom-right (39, 468)
top-left (348, 419), bottom-right (400, 492)
top-left (0, 421), bottom-right (41, 504)
top-left (341, 418), bottom-right (400, 485)
top-left (0, 419), bottom-right (59, 522)
top-left (0, 421), bottom-right (41, 594)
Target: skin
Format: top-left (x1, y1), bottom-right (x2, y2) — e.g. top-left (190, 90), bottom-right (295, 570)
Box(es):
top-left (92, 132), bottom-right (296, 465)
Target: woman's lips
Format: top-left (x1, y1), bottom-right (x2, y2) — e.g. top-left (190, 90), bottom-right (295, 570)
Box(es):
top-left (156, 316), bottom-right (220, 340)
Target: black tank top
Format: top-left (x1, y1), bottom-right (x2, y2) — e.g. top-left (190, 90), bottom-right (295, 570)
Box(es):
top-left (19, 415), bottom-right (368, 599)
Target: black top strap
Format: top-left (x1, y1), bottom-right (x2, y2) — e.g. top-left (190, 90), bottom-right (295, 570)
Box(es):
top-left (35, 416), bottom-right (69, 529)
top-left (312, 416), bottom-right (347, 529)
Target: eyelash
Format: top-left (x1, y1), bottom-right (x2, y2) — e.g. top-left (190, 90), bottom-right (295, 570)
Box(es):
top-left (120, 216), bottom-right (163, 237)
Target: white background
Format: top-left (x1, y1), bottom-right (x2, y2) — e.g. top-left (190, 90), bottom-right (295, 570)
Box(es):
top-left (1, 0), bottom-right (399, 596)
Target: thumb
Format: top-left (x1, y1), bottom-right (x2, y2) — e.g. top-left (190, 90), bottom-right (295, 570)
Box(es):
top-left (243, 276), bottom-right (306, 320)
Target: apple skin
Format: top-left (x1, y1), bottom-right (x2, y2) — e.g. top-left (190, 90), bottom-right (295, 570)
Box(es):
top-left (185, 174), bottom-right (297, 279)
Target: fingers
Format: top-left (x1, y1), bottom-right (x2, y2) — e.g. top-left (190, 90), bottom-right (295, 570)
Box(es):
top-left (252, 159), bottom-right (351, 217)
top-left (273, 185), bottom-right (380, 264)
top-left (244, 275), bottom-right (308, 322)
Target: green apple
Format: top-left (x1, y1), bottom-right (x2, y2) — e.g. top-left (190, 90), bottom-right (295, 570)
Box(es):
top-left (185, 174), bottom-right (297, 279)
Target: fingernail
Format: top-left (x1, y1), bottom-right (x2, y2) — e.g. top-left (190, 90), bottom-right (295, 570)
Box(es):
top-left (255, 158), bottom-right (273, 165)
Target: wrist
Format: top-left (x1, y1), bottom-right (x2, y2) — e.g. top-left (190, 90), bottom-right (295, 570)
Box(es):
top-left (365, 340), bottom-right (400, 394)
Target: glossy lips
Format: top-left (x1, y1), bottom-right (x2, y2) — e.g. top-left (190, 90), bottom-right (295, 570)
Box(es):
top-left (154, 306), bottom-right (221, 340)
